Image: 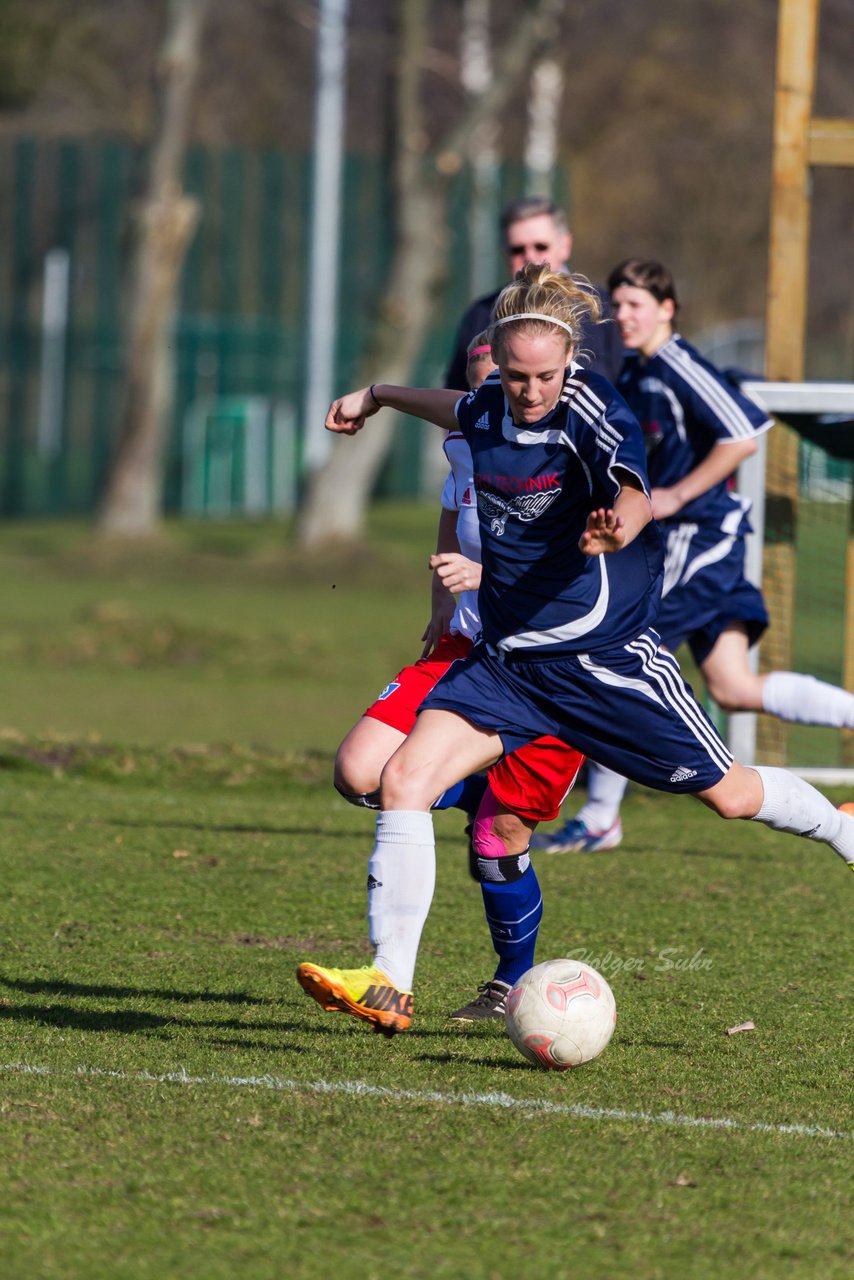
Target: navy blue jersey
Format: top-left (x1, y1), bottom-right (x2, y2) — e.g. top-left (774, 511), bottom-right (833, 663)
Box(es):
top-left (617, 336), bottom-right (773, 528)
top-left (454, 365), bottom-right (663, 657)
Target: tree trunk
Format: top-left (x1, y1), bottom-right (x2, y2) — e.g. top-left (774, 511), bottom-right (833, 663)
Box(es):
top-left (296, 186), bottom-right (445, 545)
top-left (525, 56), bottom-right (564, 196)
top-left (98, 0), bottom-right (210, 536)
top-left (297, 0), bottom-right (566, 548)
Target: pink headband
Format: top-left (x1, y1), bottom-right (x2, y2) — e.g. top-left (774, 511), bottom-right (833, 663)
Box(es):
top-left (467, 344), bottom-right (493, 359)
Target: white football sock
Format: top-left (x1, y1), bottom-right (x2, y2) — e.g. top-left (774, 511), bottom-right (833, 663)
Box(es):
top-left (576, 762), bottom-right (629, 831)
top-left (762, 671), bottom-right (854, 729)
top-left (368, 810), bottom-right (436, 991)
top-left (751, 765), bottom-right (854, 864)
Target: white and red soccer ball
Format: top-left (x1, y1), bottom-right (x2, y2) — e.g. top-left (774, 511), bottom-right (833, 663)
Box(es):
top-left (504, 958), bottom-right (617, 1069)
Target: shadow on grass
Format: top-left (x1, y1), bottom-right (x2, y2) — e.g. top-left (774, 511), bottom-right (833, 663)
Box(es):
top-left (413, 1050), bottom-right (530, 1071)
top-left (1, 808), bottom-right (468, 844)
top-left (0, 809), bottom-right (302, 838)
top-left (0, 976), bottom-right (420, 1042)
top-left (0, 1000), bottom-right (326, 1040)
top-left (0, 1002), bottom-right (178, 1033)
top-left (617, 1037), bottom-right (685, 1049)
top-left (92, 819), bottom-right (467, 847)
top-left (205, 1037), bottom-right (313, 1053)
top-left (0, 976), bottom-right (471, 1046)
top-left (0, 975), bottom-right (267, 1006)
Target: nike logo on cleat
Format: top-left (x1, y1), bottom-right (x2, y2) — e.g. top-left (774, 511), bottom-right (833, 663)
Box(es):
top-left (362, 984), bottom-right (413, 1017)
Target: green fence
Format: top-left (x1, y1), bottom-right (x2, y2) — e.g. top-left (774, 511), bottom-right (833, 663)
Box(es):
top-left (0, 135), bottom-right (558, 518)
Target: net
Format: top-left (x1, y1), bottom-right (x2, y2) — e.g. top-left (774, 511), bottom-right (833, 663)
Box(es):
top-left (731, 381), bottom-right (854, 780)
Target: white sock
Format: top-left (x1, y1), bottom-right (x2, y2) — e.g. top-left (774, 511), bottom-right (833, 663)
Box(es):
top-left (368, 810), bottom-right (436, 991)
top-left (576, 763), bottom-right (629, 831)
top-left (762, 671), bottom-right (854, 729)
top-left (751, 765), bottom-right (854, 864)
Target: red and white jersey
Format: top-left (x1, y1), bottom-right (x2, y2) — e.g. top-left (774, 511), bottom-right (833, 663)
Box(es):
top-left (441, 431), bottom-right (481, 638)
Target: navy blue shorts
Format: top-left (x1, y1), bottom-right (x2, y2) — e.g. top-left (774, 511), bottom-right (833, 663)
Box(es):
top-left (657, 516), bottom-right (769, 665)
top-left (420, 630), bottom-right (733, 794)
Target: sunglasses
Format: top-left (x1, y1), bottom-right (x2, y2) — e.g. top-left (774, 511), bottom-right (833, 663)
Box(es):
top-left (507, 242), bottom-right (552, 256)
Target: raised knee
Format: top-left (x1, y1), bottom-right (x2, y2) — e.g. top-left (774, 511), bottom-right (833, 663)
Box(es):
top-left (334, 780), bottom-right (381, 809)
top-left (334, 743), bottom-right (380, 802)
top-left (379, 753), bottom-right (423, 809)
top-left (707, 793), bottom-right (744, 820)
top-left (700, 766), bottom-right (760, 820)
top-left (704, 674), bottom-right (762, 714)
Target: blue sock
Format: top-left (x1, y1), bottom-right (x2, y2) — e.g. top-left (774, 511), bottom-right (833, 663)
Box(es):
top-left (433, 772), bottom-right (488, 816)
top-left (480, 863), bottom-right (543, 986)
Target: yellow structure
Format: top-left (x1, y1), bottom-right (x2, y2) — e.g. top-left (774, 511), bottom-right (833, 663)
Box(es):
top-left (761, 0), bottom-right (854, 763)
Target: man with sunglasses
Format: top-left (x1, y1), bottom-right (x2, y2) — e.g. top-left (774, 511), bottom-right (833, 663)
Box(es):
top-left (444, 196), bottom-right (622, 391)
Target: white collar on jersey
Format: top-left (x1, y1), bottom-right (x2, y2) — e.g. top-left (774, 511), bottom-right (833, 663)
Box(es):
top-left (501, 361), bottom-right (584, 442)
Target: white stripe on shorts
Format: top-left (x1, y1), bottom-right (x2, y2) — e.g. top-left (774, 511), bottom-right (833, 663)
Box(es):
top-left (662, 524), bottom-right (698, 597)
top-left (626, 631), bottom-right (733, 773)
top-left (577, 653), bottom-right (666, 705)
top-left (679, 502), bottom-right (747, 587)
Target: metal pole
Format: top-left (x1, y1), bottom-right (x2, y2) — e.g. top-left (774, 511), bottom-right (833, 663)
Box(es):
top-left (302, 0), bottom-right (349, 474)
top-left (37, 247), bottom-right (71, 460)
top-left (727, 431), bottom-right (768, 764)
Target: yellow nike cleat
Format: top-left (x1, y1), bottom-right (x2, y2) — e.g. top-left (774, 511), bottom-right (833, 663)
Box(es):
top-left (296, 962), bottom-right (413, 1036)
top-left (836, 805), bottom-right (854, 871)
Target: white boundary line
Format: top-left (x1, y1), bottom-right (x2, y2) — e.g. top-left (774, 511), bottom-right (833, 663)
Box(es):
top-left (3, 1061), bottom-right (850, 1141)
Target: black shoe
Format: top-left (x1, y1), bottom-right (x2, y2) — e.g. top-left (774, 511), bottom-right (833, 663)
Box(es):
top-left (449, 979), bottom-right (511, 1022)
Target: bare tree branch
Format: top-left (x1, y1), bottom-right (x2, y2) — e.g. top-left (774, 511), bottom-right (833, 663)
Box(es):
top-left (297, 0), bottom-right (567, 547)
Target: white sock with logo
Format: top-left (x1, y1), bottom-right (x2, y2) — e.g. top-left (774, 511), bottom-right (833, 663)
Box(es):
top-left (762, 671), bottom-right (854, 728)
top-left (751, 765), bottom-right (854, 864)
top-left (368, 810), bottom-right (436, 991)
top-left (576, 762), bottom-right (629, 832)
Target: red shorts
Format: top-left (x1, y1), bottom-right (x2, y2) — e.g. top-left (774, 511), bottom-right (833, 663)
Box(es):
top-left (363, 632), bottom-right (473, 735)
top-left (365, 633), bottom-right (585, 823)
top-left (490, 736), bottom-right (584, 822)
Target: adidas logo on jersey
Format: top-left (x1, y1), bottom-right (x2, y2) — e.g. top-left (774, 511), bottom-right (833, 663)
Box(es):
top-left (474, 412), bottom-right (491, 431)
top-left (669, 765), bottom-right (698, 783)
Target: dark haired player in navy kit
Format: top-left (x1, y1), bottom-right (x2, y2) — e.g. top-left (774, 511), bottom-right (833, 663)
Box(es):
top-left (296, 262), bottom-right (854, 1038)
top-left (535, 257), bottom-right (854, 855)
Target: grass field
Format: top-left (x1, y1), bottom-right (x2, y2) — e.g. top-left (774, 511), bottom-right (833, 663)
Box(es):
top-left (0, 512), bottom-right (851, 1279)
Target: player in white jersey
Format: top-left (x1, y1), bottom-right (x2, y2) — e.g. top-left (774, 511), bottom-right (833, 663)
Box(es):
top-left (535, 257), bottom-right (854, 855)
top-left (297, 263), bottom-right (854, 1037)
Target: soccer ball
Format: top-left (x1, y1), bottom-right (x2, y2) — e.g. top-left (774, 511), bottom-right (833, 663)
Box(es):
top-left (504, 958), bottom-right (617, 1070)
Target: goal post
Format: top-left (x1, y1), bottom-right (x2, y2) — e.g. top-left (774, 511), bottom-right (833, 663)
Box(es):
top-left (728, 380), bottom-right (854, 780)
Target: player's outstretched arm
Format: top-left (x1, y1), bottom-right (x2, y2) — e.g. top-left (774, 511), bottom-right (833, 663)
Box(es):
top-left (325, 385), bottom-right (463, 436)
top-left (325, 387), bottom-right (379, 435)
top-left (650, 437), bottom-right (757, 520)
top-left (420, 507), bottom-right (459, 658)
top-left (579, 479), bottom-right (652, 557)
